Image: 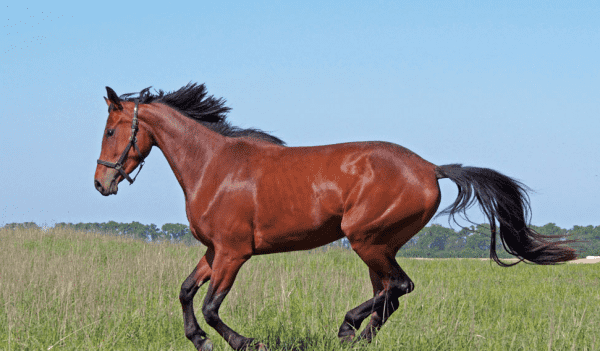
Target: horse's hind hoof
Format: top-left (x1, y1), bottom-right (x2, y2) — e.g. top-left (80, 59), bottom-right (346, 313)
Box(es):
top-left (339, 334), bottom-right (355, 344)
top-left (199, 338), bottom-right (213, 351)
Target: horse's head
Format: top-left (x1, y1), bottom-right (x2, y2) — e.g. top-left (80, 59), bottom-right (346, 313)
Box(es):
top-left (94, 86), bottom-right (153, 196)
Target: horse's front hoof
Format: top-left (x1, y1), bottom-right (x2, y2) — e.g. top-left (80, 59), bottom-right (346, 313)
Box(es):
top-left (246, 341), bottom-right (268, 351)
top-left (199, 338), bottom-right (213, 351)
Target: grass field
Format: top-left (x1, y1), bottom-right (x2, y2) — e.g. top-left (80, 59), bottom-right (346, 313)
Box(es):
top-left (1, 226), bottom-right (598, 351)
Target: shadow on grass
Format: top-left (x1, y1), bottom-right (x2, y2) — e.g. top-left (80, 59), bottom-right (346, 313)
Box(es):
top-left (262, 336), bottom-right (372, 351)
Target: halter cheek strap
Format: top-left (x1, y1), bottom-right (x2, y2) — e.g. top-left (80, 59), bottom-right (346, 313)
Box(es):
top-left (97, 99), bottom-right (146, 185)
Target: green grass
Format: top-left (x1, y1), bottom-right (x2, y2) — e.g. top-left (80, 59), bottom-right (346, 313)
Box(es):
top-left (1, 226), bottom-right (598, 350)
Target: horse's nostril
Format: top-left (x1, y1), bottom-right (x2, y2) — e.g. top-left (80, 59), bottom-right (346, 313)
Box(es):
top-left (94, 179), bottom-right (103, 192)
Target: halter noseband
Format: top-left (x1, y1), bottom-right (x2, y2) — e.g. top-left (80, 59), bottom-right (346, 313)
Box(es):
top-left (97, 98), bottom-right (145, 185)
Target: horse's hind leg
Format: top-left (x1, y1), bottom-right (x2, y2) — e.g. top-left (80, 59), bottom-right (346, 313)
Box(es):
top-left (337, 248), bottom-right (413, 343)
top-left (358, 262), bottom-right (407, 342)
top-left (180, 248), bottom-right (214, 351)
top-left (338, 170), bottom-right (440, 343)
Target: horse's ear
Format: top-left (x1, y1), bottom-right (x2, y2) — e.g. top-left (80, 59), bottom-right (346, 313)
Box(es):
top-left (105, 86), bottom-right (123, 110)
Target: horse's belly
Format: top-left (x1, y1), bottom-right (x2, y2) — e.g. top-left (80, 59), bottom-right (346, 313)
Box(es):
top-left (253, 215), bottom-right (343, 254)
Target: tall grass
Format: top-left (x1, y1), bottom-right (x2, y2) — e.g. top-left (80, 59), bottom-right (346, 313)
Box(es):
top-left (1, 226), bottom-right (598, 350)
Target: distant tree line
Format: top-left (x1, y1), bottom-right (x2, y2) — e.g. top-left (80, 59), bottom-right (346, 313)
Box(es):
top-left (2, 221), bottom-right (199, 246)
top-left (2, 221), bottom-right (598, 258)
top-left (395, 223), bottom-right (599, 258)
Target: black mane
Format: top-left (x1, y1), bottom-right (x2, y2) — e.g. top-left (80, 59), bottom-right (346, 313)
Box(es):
top-left (119, 83), bottom-right (285, 146)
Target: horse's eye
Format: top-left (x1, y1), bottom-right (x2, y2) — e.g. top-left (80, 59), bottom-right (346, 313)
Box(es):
top-left (106, 129), bottom-right (115, 137)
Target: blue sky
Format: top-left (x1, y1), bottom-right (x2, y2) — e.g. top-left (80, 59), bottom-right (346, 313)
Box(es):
top-left (1, 0), bottom-right (598, 230)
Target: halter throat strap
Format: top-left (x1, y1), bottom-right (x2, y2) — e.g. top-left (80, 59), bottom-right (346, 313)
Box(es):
top-left (97, 99), bottom-right (145, 184)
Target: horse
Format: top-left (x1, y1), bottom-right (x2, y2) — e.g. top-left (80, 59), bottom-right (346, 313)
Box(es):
top-left (94, 83), bottom-right (577, 351)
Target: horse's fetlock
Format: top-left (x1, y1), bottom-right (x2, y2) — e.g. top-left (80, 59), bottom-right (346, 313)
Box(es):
top-left (400, 280), bottom-right (414, 294)
top-left (392, 279), bottom-right (414, 295)
top-left (344, 311), bottom-right (362, 329)
top-left (184, 328), bottom-right (197, 340)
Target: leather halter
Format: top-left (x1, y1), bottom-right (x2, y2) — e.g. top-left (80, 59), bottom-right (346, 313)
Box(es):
top-left (97, 99), bottom-right (145, 185)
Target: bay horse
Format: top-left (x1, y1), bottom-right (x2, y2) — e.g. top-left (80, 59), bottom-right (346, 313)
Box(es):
top-left (94, 83), bottom-right (577, 351)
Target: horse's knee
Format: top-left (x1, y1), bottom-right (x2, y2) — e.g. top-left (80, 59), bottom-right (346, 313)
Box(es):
top-left (179, 288), bottom-right (191, 305)
top-left (179, 281), bottom-right (197, 305)
top-left (202, 301), bottom-right (219, 327)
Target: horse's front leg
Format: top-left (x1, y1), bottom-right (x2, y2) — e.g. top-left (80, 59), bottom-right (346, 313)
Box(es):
top-left (201, 251), bottom-right (267, 351)
top-left (180, 248), bottom-right (214, 350)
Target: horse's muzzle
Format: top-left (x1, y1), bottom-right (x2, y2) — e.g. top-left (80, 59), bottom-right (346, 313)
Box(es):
top-left (94, 178), bottom-right (118, 196)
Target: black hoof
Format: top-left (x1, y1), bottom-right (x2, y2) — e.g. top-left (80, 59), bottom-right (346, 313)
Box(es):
top-left (339, 333), bottom-right (355, 344)
top-left (338, 324), bottom-right (356, 344)
top-left (199, 338), bottom-right (213, 351)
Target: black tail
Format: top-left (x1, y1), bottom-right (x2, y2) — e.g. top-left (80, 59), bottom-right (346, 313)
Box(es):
top-left (435, 164), bottom-right (578, 266)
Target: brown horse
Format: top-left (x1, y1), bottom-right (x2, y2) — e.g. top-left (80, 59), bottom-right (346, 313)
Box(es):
top-left (94, 83), bottom-right (577, 351)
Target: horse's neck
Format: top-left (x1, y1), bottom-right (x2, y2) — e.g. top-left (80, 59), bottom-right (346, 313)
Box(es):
top-left (142, 104), bottom-right (225, 198)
